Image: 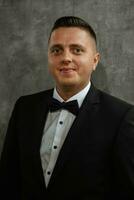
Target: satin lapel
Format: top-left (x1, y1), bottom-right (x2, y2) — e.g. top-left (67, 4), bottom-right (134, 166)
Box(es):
top-left (48, 85), bottom-right (100, 187)
top-left (31, 90), bottom-right (53, 151)
top-left (29, 89), bottom-right (53, 190)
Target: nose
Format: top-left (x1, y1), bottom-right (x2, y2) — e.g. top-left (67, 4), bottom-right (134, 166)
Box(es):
top-left (61, 49), bottom-right (72, 65)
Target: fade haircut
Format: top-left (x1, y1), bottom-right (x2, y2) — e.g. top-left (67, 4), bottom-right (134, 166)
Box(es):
top-left (49, 16), bottom-right (97, 45)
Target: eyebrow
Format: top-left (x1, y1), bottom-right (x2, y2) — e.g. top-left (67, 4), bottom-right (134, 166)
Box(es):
top-left (69, 44), bottom-right (85, 49)
top-left (49, 43), bottom-right (85, 50)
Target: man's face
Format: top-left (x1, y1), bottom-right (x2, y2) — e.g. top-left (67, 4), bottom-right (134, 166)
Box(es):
top-left (48, 27), bottom-right (100, 93)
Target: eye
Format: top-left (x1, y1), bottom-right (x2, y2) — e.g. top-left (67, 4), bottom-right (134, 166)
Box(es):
top-left (72, 47), bottom-right (84, 55)
top-left (50, 47), bottom-right (62, 55)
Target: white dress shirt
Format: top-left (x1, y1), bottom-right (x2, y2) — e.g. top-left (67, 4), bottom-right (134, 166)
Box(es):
top-left (40, 81), bottom-right (91, 187)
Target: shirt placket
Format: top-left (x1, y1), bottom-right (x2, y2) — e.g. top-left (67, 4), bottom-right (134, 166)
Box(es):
top-left (45, 110), bottom-right (67, 186)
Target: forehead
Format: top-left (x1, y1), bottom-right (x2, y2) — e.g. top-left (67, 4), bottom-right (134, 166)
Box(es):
top-left (49, 27), bottom-right (94, 45)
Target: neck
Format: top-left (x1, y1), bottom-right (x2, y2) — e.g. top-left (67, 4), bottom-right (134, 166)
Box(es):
top-left (56, 83), bottom-right (89, 101)
top-left (56, 89), bottom-right (76, 101)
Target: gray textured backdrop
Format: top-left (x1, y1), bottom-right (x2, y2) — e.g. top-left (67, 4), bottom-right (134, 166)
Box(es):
top-left (0, 0), bottom-right (134, 154)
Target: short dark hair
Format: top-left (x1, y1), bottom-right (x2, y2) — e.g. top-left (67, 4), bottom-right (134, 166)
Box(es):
top-left (49, 16), bottom-right (97, 44)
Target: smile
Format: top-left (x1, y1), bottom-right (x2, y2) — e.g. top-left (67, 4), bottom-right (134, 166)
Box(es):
top-left (59, 68), bottom-right (76, 73)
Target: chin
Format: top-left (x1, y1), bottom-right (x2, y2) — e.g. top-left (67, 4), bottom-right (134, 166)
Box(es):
top-left (60, 80), bottom-right (77, 86)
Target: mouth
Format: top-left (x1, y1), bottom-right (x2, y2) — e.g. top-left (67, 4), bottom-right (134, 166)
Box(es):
top-left (59, 68), bottom-right (76, 74)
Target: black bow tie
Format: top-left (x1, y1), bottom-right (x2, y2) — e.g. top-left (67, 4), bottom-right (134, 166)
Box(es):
top-left (49, 98), bottom-right (79, 116)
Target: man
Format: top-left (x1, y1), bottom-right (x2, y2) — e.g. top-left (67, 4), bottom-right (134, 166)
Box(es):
top-left (0, 16), bottom-right (134, 200)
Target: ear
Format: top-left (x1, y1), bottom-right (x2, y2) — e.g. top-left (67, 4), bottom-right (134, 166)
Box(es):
top-left (93, 52), bottom-right (100, 71)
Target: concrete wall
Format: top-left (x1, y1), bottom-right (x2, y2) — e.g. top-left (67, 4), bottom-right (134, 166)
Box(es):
top-left (0, 0), bottom-right (134, 154)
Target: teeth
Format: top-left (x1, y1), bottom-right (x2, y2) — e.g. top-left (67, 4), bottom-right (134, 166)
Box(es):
top-left (60, 69), bottom-right (74, 71)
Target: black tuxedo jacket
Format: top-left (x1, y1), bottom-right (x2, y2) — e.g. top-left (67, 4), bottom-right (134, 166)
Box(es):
top-left (0, 85), bottom-right (134, 200)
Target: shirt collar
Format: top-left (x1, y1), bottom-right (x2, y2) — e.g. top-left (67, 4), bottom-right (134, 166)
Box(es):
top-left (53, 81), bottom-right (91, 108)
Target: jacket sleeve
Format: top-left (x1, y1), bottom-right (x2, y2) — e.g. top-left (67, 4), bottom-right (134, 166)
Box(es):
top-left (114, 106), bottom-right (134, 198)
top-left (0, 99), bottom-right (21, 199)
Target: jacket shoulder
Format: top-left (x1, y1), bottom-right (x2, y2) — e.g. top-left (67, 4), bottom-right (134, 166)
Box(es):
top-left (98, 89), bottom-right (133, 114)
top-left (14, 89), bottom-right (53, 107)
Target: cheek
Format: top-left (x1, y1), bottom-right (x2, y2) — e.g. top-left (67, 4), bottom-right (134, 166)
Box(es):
top-left (48, 61), bottom-right (55, 76)
top-left (48, 56), bottom-right (60, 69)
top-left (77, 58), bottom-right (90, 70)
top-left (48, 61), bottom-right (58, 78)
top-left (48, 56), bottom-right (56, 69)
top-left (48, 56), bottom-right (54, 66)
top-left (77, 60), bottom-right (94, 77)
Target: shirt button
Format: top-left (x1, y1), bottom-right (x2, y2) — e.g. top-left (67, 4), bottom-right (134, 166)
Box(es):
top-left (53, 145), bottom-right (57, 149)
top-left (59, 121), bottom-right (63, 125)
top-left (47, 171), bottom-right (51, 175)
